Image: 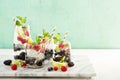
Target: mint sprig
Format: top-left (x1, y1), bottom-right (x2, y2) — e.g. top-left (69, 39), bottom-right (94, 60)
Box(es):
top-left (15, 16), bottom-right (27, 27)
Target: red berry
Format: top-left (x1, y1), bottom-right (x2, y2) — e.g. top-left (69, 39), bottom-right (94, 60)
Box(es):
top-left (21, 39), bottom-right (27, 44)
top-left (59, 43), bottom-right (65, 49)
top-left (21, 62), bottom-right (27, 68)
top-left (53, 66), bottom-right (58, 71)
top-left (17, 36), bottom-right (27, 44)
top-left (17, 36), bottom-right (23, 41)
top-left (61, 66), bottom-right (67, 72)
top-left (11, 64), bottom-right (17, 70)
top-left (33, 45), bottom-right (40, 51)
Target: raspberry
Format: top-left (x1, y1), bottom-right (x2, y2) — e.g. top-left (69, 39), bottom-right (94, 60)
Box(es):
top-left (61, 66), bottom-right (67, 72)
top-left (11, 64), bottom-right (17, 70)
top-left (33, 45), bottom-right (40, 51)
top-left (59, 43), bottom-right (65, 49)
top-left (53, 66), bottom-right (58, 71)
top-left (21, 62), bottom-right (27, 68)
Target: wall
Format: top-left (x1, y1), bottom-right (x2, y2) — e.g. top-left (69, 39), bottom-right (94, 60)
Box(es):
top-left (0, 0), bottom-right (120, 49)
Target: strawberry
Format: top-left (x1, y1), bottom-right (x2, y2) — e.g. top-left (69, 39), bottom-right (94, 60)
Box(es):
top-left (53, 66), bottom-right (58, 71)
top-left (33, 44), bottom-right (40, 51)
top-left (61, 66), bottom-right (67, 72)
top-left (21, 62), bottom-right (27, 68)
top-left (11, 64), bottom-right (17, 70)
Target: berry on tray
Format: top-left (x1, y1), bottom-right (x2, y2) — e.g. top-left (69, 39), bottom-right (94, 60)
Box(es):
top-left (61, 66), bottom-right (67, 72)
top-left (68, 62), bottom-right (74, 67)
top-left (53, 66), bottom-right (58, 71)
top-left (11, 64), bottom-right (17, 70)
top-left (21, 62), bottom-right (27, 68)
top-left (3, 60), bottom-right (12, 66)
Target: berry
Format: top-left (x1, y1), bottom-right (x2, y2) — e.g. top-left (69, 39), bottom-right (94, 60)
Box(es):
top-left (14, 55), bottom-right (20, 59)
top-left (33, 45), bottom-right (40, 51)
top-left (21, 62), bottom-right (27, 68)
top-left (19, 52), bottom-right (26, 60)
top-left (4, 60), bottom-right (12, 66)
top-left (36, 60), bottom-right (43, 66)
top-left (68, 62), bottom-right (74, 67)
top-left (48, 67), bottom-right (53, 71)
top-left (53, 66), bottom-right (58, 71)
top-left (11, 64), bottom-right (17, 70)
top-left (17, 36), bottom-right (27, 44)
top-left (61, 66), bottom-right (67, 72)
top-left (59, 43), bottom-right (65, 49)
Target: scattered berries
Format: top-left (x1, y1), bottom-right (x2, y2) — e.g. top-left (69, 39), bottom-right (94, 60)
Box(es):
top-left (48, 67), bottom-right (53, 71)
top-left (4, 60), bottom-right (12, 66)
top-left (11, 64), bottom-right (17, 70)
top-left (53, 66), bottom-right (58, 71)
top-left (61, 66), bottom-right (67, 72)
top-left (68, 62), bottom-right (74, 67)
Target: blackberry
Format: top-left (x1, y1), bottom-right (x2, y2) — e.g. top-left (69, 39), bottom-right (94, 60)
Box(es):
top-left (19, 52), bottom-right (26, 60)
top-left (4, 60), bottom-right (12, 66)
top-left (68, 62), bottom-right (74, 67)
top-left (36, 60), bottom-right (43, 66)
top-left (53, 57), bottom-right (62, 62)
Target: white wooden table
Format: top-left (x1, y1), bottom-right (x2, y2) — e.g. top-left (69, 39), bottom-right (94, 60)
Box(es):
top-left (0, 49), bottom-right (96, 80)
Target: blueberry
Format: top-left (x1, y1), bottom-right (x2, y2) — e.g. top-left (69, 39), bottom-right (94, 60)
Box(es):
top-left (4, 60), bottom-right (12, 66)
top-left (48, 67), bottom-right (53, 71)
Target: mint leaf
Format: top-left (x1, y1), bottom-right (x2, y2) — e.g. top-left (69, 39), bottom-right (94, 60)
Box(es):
top-left (16, 20), bottom-right (21, 26)
top-left (53, 33), bottom-right (61, 44)
top-left (36, 36), bottom-right (41, 44)
top-left (21, 17), bottom-right (27, 24)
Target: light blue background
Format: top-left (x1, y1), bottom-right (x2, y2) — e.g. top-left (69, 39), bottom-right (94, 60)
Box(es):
top-left (0, 0), bottom-right (120, 49)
